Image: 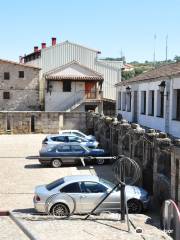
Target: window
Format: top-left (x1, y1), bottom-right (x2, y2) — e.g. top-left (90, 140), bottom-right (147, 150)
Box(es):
top-left (46, 178), bottom-right (64, 190)
top-left (126, 93), bottom-right (131, 112)
top-left (122, 92), bottom-right (126, 111)
top-left (51, 136), bottom-right (66, 142)
top-left (4, 72), bottom-right (10, 80)
top-left (19, 71), bottom-right (24, 78)
top-left (61, 182), bottom-right (81, 193)
top-left (176, 90), bottom-right (180, 120)
top-left (68, 136), bottom-right (81, 142)
top-left (63, 80), bottom-right (71, 92)
top-left (118, 92), bottom-right (121, 110)
top-left (141, 91), bottom-right (146, 114)
top-left (82, 182), bottom-right (107, 193)
top-left (157, 90), bottom-right (164, 118)
top-left (3, 92), bottom-right (10, 99)
top-left (148, 90), bottom-right (154, 116)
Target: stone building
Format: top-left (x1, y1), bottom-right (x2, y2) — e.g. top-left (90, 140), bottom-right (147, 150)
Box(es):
top-left (116, 62), bottom-right (180, 138)
top-left (0, 59), bottom-right (40, 111)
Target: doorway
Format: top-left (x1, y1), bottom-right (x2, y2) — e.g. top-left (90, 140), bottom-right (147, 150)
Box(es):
top-left (85, 82), bottom-right (96, 99)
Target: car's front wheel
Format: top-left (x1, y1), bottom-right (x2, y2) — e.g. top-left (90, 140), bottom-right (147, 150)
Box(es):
top-left (51, 203), bottom-right (70, 217)
top-left (96, 158), bottom-right (105, 165)
top-left (127, 199), bottom-right (142, 213)
top-left (51, 159), bottom-right (62, 168)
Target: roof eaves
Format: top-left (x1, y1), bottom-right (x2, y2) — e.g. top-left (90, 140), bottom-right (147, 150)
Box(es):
top-left (0, 58), bottom-right (41, 70)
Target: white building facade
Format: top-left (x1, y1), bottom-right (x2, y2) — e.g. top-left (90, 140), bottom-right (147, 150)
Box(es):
top-left (22, 38), bottom-right (122, 112)
top-left (116, 63), bottom-right (180, 138)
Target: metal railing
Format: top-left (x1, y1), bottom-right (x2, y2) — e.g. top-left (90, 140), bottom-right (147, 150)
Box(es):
top-left (52, 90), bottom-right (102, 111)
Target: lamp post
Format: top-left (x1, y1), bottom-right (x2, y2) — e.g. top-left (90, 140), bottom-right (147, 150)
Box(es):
top-left (158, 81), bottom-right (169, 100)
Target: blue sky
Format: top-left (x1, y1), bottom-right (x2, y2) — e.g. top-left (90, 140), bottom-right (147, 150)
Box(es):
top-left (0, 0), bottom-right (180, 62)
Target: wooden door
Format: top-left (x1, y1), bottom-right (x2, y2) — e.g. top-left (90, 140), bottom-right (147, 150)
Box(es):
top-left (85, 82), bottom-right (96, 99)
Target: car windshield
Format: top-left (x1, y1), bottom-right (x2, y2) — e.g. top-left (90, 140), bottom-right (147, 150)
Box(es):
top-left (100, 178), bottom-right (116, 189)
top-left (46, 178), bottom-right (64, 190)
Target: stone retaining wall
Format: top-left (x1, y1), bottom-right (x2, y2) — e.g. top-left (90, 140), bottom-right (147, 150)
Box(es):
top-left (0, 111), bottom-right (87, 134)
top-left (87, 112), bottom-right (180, 207)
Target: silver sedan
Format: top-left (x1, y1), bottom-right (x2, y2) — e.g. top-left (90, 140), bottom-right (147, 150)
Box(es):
top-left (33, 175), bottom-right (150, 216)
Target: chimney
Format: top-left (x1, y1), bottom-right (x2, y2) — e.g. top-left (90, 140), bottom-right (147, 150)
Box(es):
top-left (52, 37), bottom-right (56, 46)
top-left (34, 46), bottom-right (39, 52)
top-left (41, 43), bottom-right (46, 49)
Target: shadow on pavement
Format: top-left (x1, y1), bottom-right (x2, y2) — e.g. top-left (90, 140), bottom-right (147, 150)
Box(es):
top-left (76, 165), bottom-right (117, 183)
top-left (24, 164), bottom-right (45, 169)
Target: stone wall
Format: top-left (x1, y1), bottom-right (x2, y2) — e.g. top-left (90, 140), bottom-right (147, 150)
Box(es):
top-left (0, 61), bottom-right (40, 111)
top-left (86, 112), bottom-right (180, 207)
top-left (0, 112), bottom-right (87, 134)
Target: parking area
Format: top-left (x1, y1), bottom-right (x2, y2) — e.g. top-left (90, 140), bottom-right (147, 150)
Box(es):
top-left (0, 134), bottom-right (171, 239)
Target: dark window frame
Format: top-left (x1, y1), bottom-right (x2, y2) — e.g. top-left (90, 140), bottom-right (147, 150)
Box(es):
top-left (19, 71), bottom-right (24, 78)
top-left (3, 91), bottom-right (10, 99)
top-left (63, 80), bottom-right (71, 92)
top-left (148, 90), bottom-right (154, 116)
top-left (4, 72), bottom-right (10, 80)
top-left (141, 91), bottom-right (146, 115)
top-left (176, 89), bottom-right (180, 121)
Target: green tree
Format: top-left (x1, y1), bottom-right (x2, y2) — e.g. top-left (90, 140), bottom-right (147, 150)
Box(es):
top-left (174, 55), bottom-right (180, 62)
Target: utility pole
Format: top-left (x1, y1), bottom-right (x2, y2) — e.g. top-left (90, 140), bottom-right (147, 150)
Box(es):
top-left (153, 34), bottom-right (157, 67)
top-left (165, 35), bottom-right (168, 62)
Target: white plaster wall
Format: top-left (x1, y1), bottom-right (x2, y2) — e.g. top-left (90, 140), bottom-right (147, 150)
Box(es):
top-left (45, 81), bottom-right (85, 111)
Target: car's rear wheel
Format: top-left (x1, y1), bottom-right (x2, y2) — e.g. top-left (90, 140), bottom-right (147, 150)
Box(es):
top-left (51, 159), bottom-right (62, 168)
top-left (127, 199), bottom-right (142, 213)
top-left (51, 203), bottom-right (70, 217)
top-left (96, 158), bottom-right (105, 165)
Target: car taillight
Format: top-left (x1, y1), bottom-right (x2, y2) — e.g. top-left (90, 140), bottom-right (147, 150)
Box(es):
top-left (35, 195), bottom-right (41, 201)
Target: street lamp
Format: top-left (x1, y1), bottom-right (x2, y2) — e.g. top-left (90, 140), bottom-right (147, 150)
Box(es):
top-left (158, 81), bottom-right (169, 99)
top-left (126, 86), bottom-right (131, 94)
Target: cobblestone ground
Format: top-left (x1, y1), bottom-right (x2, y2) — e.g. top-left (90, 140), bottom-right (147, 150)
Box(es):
top-left (0, 134), bottom-right (172, 240)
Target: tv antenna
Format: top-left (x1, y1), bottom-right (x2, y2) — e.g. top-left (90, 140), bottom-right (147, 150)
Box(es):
top-left (165, 35), bottom-right (168, 62)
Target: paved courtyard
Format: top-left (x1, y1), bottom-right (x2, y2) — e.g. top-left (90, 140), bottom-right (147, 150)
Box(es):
top-left (0, 134), bottom-right (171, 240)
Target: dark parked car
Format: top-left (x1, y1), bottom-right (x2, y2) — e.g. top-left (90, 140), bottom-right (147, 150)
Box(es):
top-left (39, 143), bottom-right (109, 168)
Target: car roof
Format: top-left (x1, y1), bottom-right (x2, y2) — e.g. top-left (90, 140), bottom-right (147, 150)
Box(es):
top-left (52, 142), bottom-right (87, 146)
top-left (63, 175), bottom-right (99, 183)
top-left (48, 134), bottom-right (78, 138)
top-left (60, 130), bottom-right (80, 132)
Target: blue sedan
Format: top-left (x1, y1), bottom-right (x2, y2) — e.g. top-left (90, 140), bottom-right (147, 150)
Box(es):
top-left (39, 143), bottom-right (109, 168)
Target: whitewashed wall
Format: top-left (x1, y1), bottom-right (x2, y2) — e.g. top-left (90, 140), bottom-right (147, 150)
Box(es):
top-left (116, 77), bottom-right (180, 138)
top-left (45, 81), bottom-right (85, 111)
